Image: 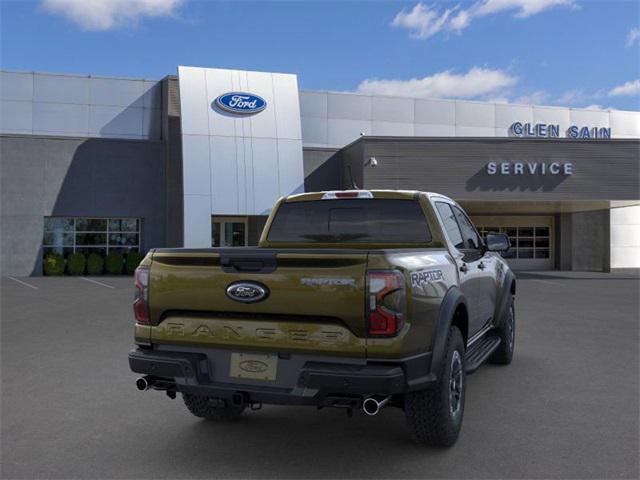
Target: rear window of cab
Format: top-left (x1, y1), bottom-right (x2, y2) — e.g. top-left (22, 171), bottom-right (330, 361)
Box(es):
top-left (267, 199), bottom-right (432, 244)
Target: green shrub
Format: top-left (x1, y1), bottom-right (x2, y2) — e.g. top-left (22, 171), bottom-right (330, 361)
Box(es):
top-left (125, 251), bottom-right (144, 275)
top-left (66, 252), bottom-right (86, 275)
top-left (105, 251), bottom-right (124, 275)
top-left (86, 253), bottom-right (104, 275)
top-left (43, 253), bottom-right (65, 276)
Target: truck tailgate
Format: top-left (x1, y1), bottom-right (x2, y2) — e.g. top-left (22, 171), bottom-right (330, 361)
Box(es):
top-left (148, 249), bottom-right (368, 357)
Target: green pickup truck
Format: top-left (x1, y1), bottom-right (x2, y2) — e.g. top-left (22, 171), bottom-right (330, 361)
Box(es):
top-left (129, 190), bottom-right (516, 446)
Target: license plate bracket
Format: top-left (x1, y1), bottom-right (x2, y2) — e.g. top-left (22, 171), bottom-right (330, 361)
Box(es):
top-left (229, 352), bottom-right (278, 381)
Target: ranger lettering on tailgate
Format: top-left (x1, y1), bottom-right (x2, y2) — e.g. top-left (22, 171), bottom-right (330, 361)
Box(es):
top-left (159, 321), bottom-right (347, 344)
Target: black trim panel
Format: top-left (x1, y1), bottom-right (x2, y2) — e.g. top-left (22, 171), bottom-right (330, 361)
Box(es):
top-left (128, 348), bottom-right (435, 404)
top-left (494, 269), bottom-right (516, 329)
top-left (429, 287), bottom-right (467, 380)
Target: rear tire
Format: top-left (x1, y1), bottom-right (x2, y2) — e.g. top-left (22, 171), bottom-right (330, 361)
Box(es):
top-left (182, 394), bottom-right (245, 421)
top-left (489, 296), bottom-right (515, 365)
top-left (404, 326), bottom-right (465, 446)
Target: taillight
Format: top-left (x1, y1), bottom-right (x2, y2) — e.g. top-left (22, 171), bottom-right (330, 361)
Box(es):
top-left (133, 266), bottom-right (150, 325)
top-left (366, 270), bottom-right (406, 336)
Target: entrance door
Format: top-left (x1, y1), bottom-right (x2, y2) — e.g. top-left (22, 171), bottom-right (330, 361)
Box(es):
top-left (211, 217), bottom-right (248, 247)
top-left (471, 216), bottom-right (554, 270)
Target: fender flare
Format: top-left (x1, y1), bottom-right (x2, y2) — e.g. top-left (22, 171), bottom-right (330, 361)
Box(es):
top-left (494, 269), bottom-right (516, 329)
top-left (428, 286), bottom-right (468, 380)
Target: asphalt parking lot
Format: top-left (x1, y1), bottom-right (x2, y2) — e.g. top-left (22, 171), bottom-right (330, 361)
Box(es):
top-left (1, 271), bottom-right (638, 479)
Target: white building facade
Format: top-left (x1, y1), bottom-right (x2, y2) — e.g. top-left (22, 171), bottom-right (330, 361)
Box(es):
top-left (1, 66), bottom-right (638, 274)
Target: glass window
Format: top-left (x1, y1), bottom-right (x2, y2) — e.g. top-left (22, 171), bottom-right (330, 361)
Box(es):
top-left (225, 222), bottom-right (246, 247)
top-left (43, 231), bottom-right (74, 246)
top-left (471, 223), bottom-right (551, 261)
top-left (518, 227), bottom-right (534, 237)
top-left (535, 238), bottom-right (549, 248)
top-left (268, 199), bottom-right (432, 244)
top-left (518, 238), bottom-right (534, 248)
top-left (109, 219), bottom-right (139, 232)
top-left (76, 233), bottom-right (107, 245)
top-left (43, 217), bottom-right (140, 259)
top-left (435, 203), bottom-right (464, 249)
top-left (76, 219), bottom-right (108, 231)
top-left (107, 247), bottom-right (136, 255)
top-left (518, 249), bottom-right (534, 259)
top-left (452, 206), bottom-right (481, 250)
top-left (109, 233), bottom-right (139, 246)
top-left (504, 227), bottom-right (517, 238)
top-left (212, 222), bottom-right (221, 247)
top-left (76, 247), bottom-right (108, 256)
top-left (44, 217), bottom-right (74, 232)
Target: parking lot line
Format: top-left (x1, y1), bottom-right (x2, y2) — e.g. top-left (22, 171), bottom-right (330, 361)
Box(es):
top-left (7, 276), bottom-right (38, 290)
top-left (80, 277), bottom-right (115, 289)
top-left (531, 279), bottom-right (565, 287)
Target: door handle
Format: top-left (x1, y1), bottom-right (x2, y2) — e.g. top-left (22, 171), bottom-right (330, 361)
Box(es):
top-left (478, 261), bottom-right (486, 270)
top-left (460, 263), bottom-right (469, 273)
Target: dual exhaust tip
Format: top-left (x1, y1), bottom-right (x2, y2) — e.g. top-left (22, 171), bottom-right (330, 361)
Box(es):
top-left (362, 396), bottom-right (390, 416)
top-left (135, 375), bottom-right (154, 391)
top-left (136, 377), bottom-right (390, 416)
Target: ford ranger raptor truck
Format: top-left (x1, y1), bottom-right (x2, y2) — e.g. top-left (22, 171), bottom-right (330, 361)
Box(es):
top-left (129, 190), bottom-right (516, 446)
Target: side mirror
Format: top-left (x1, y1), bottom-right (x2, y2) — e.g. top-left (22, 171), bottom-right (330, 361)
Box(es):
top-left (485, 233), bottom-right (510, 252)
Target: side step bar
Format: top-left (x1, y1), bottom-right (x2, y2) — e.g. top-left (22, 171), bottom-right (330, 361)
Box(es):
top-left (464, 335), bottom-right (501, 374)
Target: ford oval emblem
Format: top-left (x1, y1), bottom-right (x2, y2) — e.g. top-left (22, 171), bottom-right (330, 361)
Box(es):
top-left (226, 281), bottom-right (269, 303)
top-left (214, 92), bottom-right (267, 115)
top-left (239, 360), bottom-right (269, 373)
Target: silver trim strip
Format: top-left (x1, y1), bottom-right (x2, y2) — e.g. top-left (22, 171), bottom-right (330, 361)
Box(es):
top-left (467, 323), bottom-right (493, 347)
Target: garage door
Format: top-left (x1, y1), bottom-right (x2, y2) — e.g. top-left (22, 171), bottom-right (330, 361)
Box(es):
top-left (471, 216), bottom-right (554, 270)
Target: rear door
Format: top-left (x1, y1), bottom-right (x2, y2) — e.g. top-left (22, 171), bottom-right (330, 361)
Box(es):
top-left (434, 202), bottom-right (483, 335)
top-left (148, 249), bottom-right (369, 357)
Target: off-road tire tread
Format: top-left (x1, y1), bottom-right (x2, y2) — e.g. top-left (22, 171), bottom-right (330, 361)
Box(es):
top-left (404, 326), bottom-right (464, 446)
top-left (182, 394), bottom-right (245, 421)
top-left (489, 296), bottom-right (515, 365)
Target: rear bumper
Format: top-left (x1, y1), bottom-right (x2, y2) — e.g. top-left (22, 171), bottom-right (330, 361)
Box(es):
top-left (129, 348), bottom-right (434, 406)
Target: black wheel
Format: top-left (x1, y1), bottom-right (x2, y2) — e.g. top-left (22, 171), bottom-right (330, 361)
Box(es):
top-left (182, 394), bottom-right (245, 421)
top-left (489, 296), bottom-right (515, 365)
top-left (404, 325), bottom-right (466, 446)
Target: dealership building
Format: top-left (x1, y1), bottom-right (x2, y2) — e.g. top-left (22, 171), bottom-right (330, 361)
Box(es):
top-left (1, 66), bottom-right (639, 275)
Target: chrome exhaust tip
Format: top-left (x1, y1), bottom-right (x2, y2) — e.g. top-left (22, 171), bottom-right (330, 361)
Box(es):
top-left (135, 376), bottom-right (152, 391)
top-left (362, 396), bottom-right (390, 416)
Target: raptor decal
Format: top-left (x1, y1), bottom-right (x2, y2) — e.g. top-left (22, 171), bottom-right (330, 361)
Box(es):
top-left (410, 269), bottom-right (444, 288)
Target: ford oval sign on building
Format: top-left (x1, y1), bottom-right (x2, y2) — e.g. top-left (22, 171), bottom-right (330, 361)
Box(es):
top-left (214, 92), bottom-right (267, 115)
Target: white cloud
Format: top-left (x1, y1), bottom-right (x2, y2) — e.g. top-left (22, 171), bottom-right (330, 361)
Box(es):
top-left (356, 67), bottom-right (518, 99)
top-left (40, 0), bottom-right (184, 31)
top-left (556, 89), bottom-right (587, 105)
top-left (391, 3), bottom-right (457, 39)
top-left (583, 104), bottom-right (605, 110)
top-left (485, 96), bottom-right (511, 104)
top-left (515, 90), bottom-right (548, 105)
top-left (470, 0), bottom-right (577, 19)
top-left (608, 79), bottom-right (640, 97)
top-left (627, 28), bottom-right (640, 47)
top-left (392, 0), bottom-right (576, 38)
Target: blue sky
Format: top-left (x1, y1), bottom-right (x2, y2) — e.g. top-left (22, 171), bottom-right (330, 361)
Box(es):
top-left (1, 0), bottom-right (639, 110)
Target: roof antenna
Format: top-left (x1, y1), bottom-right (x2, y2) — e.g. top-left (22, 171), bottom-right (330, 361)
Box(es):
top-left (346, 164), bottom-right (359, 190)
